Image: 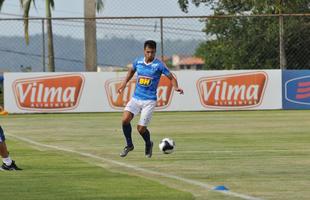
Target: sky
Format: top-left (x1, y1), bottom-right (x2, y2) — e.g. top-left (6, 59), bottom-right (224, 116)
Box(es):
top-left (0, 0), bottom-right (211, 17)
top-left (0, 0), bottom-right (211, 40)
top-left (0, 1), bottom-right (211, 71)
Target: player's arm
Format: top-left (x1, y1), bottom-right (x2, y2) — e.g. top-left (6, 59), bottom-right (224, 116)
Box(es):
top-left (117, 67), bottom-right (136, 94)
top-left (167, 73), bottom-right (184, 94)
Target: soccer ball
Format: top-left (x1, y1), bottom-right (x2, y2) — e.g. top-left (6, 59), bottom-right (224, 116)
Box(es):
top-left (159, 138), bottom-right (175, 154)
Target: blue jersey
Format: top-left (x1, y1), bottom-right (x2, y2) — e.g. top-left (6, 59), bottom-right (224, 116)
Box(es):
top-left (132, 57), bottom-right (171, 101)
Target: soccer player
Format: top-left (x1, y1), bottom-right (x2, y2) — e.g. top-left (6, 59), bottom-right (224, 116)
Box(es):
top-left (117, 40), bottom-right (184, 158)
top-left (0, 107), bottom-right (22, 170)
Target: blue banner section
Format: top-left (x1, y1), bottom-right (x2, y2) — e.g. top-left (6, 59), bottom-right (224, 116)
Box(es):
top-left (0, 75), bottom-right (3, 82)
top-left (283, 70), bottom-right (310, 109)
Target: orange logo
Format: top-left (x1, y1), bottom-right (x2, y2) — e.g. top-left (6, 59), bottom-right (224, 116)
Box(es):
top-left (105, 76), bottom-right (173, 109)
top-left (13, 74), bottom-right (84, 111)
top-left (196, 72), bottom-right (268, 109)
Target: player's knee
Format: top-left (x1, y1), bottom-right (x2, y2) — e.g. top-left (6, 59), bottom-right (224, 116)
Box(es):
top-left (122, 112), bottom-right (133, 125)
top-left (122, 115), bottom-right (132, 125)
top-left (122, 119), bottom-right (131, 126)
top-left (137, 125), bottom-right (146, 134)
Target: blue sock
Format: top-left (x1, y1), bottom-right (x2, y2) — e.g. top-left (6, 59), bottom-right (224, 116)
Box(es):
top-left (0, 126), bottom-right (5, 142)
top-left (140, 129), bottom-right (151, 146)
top-left (122, 123), bottom-right (133, 147)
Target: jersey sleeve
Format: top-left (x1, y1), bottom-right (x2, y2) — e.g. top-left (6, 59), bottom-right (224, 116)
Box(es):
top-left (132, 58), bottom-right (138, 71)
top-left (160, 62), bottom-right (171, 76)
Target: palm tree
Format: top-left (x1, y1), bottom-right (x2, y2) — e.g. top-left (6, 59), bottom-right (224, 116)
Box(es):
top-left (24, 0), bottom-right (104, 72)
top-left (84, 0), bottom-right (104, 71)
top-left (1, 0), bottom-right (104, 72)
top-left (20, 0), bottom-right (55, 72)
top-left (0, 0), bottom-right (4, 10)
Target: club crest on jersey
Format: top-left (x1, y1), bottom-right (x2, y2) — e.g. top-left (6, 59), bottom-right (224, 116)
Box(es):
top-left (138, 76), bottom-right (152, 87)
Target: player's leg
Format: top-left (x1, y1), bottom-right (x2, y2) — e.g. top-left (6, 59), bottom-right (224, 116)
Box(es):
top-left (137, 100), bottom-right (156, 158)
top-left (0, 126), bottom-right (22, 170)
top-left (0, 126), bottom-right (10, 161)
top-left (122, 111), bottom-right (134, 147)
top-left (120, 98), bottom-right (141, 157)
top-left (0, 141), bottom-right (9, 159)
top-left (137, 125), bottom-right (153, 158)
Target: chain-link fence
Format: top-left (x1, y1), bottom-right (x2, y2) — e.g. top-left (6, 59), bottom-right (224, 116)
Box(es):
top-left (0, 15), bottom-right (309, 72)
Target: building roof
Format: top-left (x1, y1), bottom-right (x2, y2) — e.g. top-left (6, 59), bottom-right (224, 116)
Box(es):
top-left (159, 56), bottom-right (171, 63)
top-left (178, 57), bottom-right (204, 65)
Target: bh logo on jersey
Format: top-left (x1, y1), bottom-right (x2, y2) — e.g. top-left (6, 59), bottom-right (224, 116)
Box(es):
top-left (105, 76), bottom-right (173, 109)
top-left (196, 72), bottom-right (267, 109)
top-left (138, 76), bottom-right (152, 87)
top-left (13, 74), bottom-right (84, 111)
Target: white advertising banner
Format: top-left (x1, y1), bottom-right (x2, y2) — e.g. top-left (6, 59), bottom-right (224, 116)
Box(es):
top-left (4, 70), bottom-right (282, 113)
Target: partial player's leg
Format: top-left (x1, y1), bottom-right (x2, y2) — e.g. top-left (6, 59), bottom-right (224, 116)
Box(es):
top-left (137, 125), bottom-right (153, 158)
top-left (120, 111), bottom-right (135, 157)
top-left (0, 126), bottom-right (22, 170)
top-left (138, 100), bottom-right (156, 158)
top-left (120, 98), bottom-right (141, 157)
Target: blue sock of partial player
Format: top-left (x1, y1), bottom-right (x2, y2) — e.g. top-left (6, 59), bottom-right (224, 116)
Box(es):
top-left (122, 123), bottom-right (133, 147)
top-left (0, 126), bottom-right (5, 142)
top-left (140, 129), bottom-right (151, 146)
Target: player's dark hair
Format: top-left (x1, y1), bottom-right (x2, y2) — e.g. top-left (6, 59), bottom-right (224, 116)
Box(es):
top-left (144, 40), bottom-right (156, 50)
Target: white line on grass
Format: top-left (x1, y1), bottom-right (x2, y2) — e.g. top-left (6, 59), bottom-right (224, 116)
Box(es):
top-left (8, 133), bottom-right (263, 200)
top-left (182, 149), bottom-right (310, 153)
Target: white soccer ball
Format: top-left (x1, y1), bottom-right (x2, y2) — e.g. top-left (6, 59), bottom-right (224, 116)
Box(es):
top-left (159, 138), bottom-right (175, 154)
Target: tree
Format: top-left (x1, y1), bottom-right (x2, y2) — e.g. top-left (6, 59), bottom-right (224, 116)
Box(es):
top-left (0, 0), bottom-right (55, 71)
top-left (1, 0), bottom-right (104, 72)
top-left (19, 0), bottom-right (55, 72)
top-left (84, 0), bottom-right (104, 72)
top-left (3, 0), bottom-right (55, 72)
top-left (0, 0), bottom-right (4, 10)
top-left (179, 0), bottom-right (310, 69)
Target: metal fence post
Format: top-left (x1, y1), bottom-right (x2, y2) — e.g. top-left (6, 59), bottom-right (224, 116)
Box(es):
top-left (160, 17), bottom-right (164, 61)
top-left (279, 14), bottom-right (287, 69)
top-left (42, 19), bottom-right (46, 72)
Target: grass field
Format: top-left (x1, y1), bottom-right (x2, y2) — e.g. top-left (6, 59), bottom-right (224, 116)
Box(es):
top-left (1, 110), bottom-right (310, 200)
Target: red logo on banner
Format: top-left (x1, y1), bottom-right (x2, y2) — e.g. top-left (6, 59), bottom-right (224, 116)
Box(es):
top-left (13, 74), bottom-right (84, 110)
top-left (105, 76), bottom-right (173, 109)
top-left (196, 72), bottom-right (268, 109)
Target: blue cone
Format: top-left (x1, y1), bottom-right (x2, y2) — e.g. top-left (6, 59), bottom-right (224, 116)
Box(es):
top-left (213, 185), bottom-right (229, 191)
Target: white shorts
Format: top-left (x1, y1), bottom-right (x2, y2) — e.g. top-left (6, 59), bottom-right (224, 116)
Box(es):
top-left (125, 98), bottom-right (157, 126)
